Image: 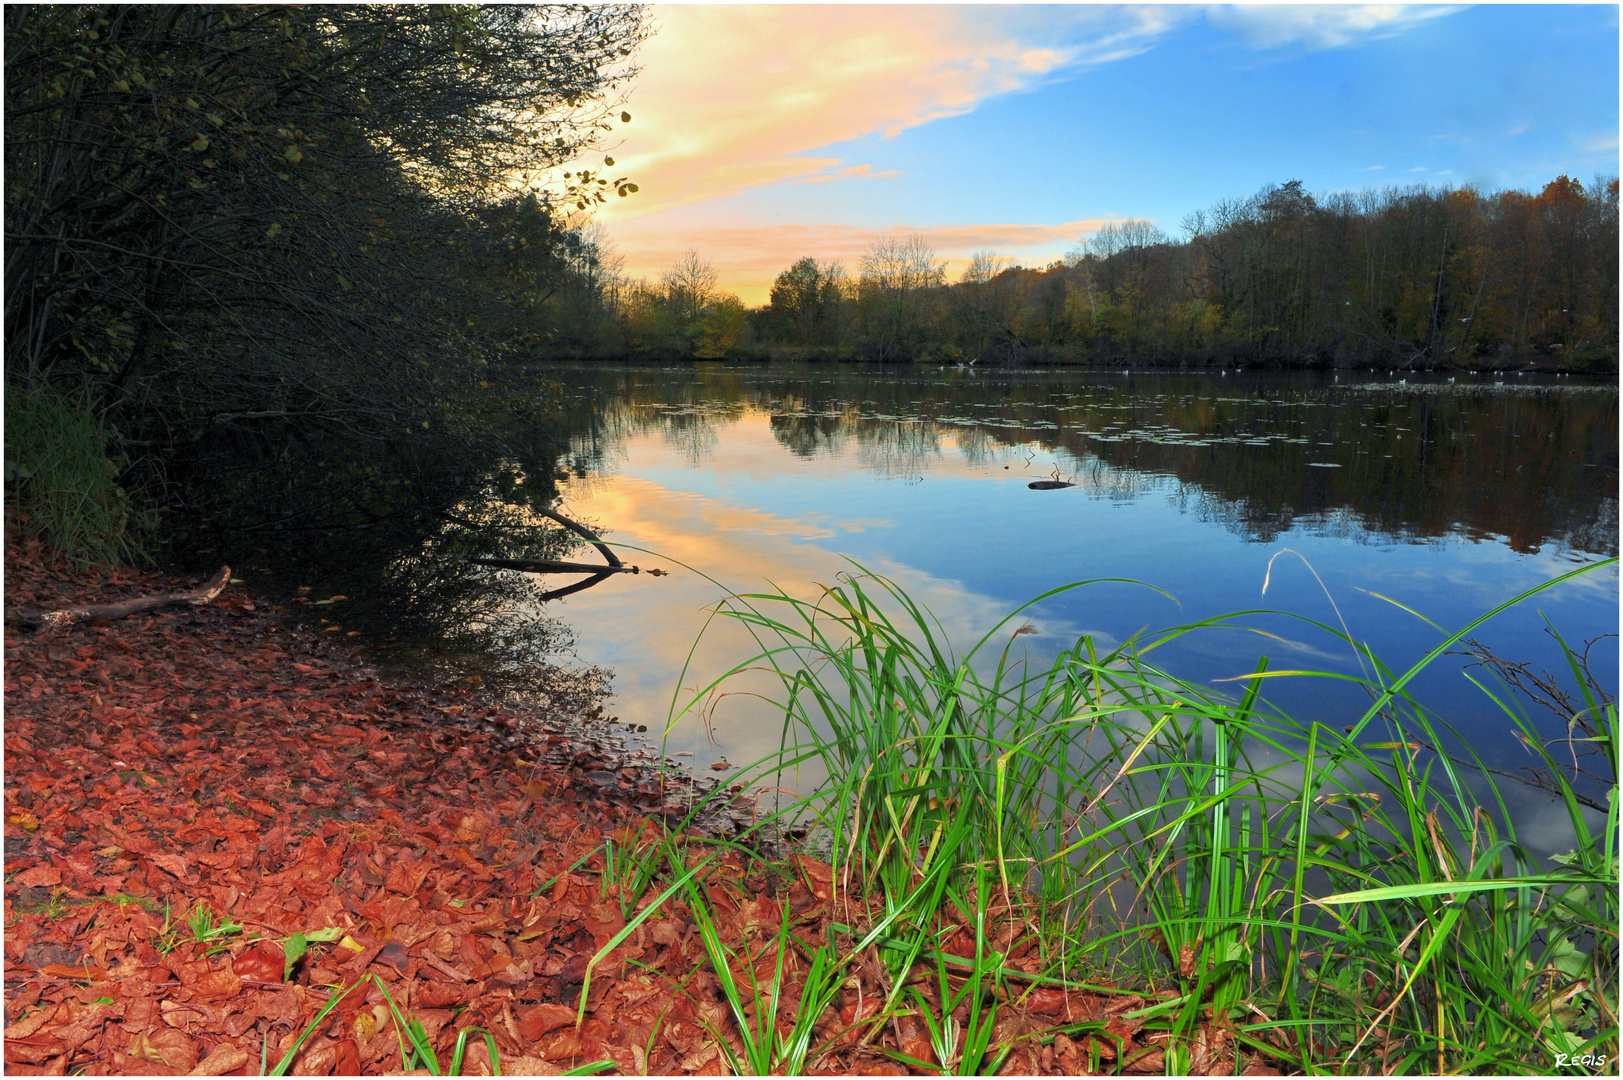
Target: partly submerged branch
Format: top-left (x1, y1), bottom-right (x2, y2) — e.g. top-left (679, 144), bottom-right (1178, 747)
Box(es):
top-left (535, 505), bottom-right (624, 568)
top-left (467, 505), bottom-right (666, 601)
top-left (470, 557), bottom-right (645, 576)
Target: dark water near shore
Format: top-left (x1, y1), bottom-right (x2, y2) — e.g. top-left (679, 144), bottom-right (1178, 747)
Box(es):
top-left (536, 363), bottom-right (1617, 836)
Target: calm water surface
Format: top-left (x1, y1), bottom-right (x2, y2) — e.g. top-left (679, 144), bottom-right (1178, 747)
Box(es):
top-left (539, 363), bottom-right (1617, 829)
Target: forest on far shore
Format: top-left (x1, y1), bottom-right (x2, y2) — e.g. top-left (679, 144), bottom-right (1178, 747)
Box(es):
top-left (561, 175), bottom-right (1619, 371)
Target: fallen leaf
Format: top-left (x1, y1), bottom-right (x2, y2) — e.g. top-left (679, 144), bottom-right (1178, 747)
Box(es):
top-left (188, 1043), bottom-right (250, 1076)
top-left (233, 942), bottom-right (284, 983)
top-left (1027, 986), bottom-right (1071, 1016)
top-left (517, 1003), bottom-right (578, 1040)
top-left (38, 963), bottom-right (108, 980)
top-left (131, 1028), bottom-right (199, 1071)
top-left (17, 865), bottom-right (61, 888)
top-left (190, 969), bottom-right (242, 1001)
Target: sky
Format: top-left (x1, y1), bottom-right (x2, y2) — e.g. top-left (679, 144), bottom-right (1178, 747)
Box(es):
top-left (586, 4), bottom-right (1621, 306)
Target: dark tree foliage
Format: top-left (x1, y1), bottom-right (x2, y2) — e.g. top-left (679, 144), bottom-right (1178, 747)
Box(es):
top-left (5, 4), bottom-right (648, 685)
top-left (768, 257), bottom-right (847, 347)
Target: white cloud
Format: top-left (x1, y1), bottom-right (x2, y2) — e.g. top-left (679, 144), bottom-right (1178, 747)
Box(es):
top-left (1205, 4), bottom-right (1465, 51)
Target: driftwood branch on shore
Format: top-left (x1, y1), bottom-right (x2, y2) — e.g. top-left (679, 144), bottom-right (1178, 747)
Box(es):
top-left (6, 566), bottom-right (231, 630)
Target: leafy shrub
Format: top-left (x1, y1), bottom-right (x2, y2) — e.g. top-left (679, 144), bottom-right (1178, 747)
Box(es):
top-left (5, 375), bottom-right (154, 569)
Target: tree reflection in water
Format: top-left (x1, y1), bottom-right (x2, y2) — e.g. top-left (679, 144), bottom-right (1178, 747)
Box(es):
top-left (554, 364), bottom-right (1617, 557)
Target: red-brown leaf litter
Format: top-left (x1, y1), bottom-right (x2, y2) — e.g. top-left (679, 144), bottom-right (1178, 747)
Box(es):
top-left (4, 535), bottom-right (1282, 1075)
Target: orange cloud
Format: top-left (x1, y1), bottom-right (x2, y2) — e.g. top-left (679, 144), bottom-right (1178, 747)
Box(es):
top-left (798, 164), bottom-right (902, 185)
top-left (592, 7), bottom-right (1180, 224)
top-left (608, 219), bottom-right (1116, 305)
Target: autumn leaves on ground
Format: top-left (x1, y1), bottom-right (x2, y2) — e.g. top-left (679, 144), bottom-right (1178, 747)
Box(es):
top-left (2, 537), bottom-right (1211, 1076)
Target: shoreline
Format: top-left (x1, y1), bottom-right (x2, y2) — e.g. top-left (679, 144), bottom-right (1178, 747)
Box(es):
top-left (7, 531), bottom-right (1610, 1073)
top-left (7, 541), bottom-right (1148, 1075)
top-left (512, 347), bottom-right (1620, 379)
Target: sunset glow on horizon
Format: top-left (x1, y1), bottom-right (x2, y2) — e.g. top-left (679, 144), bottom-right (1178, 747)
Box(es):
top-left (589, 4), bottom-right (1619, 305)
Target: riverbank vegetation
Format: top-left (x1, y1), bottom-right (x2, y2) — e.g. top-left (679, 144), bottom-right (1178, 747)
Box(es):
top-left (653, 562), bottom-right (1618, 1073)
top-left (4, 4), bottom-right (645, 665)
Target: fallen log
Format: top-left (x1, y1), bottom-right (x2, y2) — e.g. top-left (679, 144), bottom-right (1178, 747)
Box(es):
top-left (6, 565), bottom-right (231, 630)
top-left (1028, 480), bottom-right (1075, 490)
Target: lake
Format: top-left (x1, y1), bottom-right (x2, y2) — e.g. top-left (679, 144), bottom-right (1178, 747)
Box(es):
top-left (537, 362), bottom-right (1617, 836)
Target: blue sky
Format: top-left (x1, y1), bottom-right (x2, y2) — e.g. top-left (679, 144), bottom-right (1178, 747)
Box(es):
top-left (592, 5), bottom-right (1620, 302)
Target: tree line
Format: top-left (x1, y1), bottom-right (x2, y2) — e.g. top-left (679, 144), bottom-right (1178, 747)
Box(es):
top-left (562, 176), bottom-right (1616, 370)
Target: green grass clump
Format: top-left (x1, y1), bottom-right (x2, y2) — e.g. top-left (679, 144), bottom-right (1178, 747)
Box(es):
top-left (4, 374), bottom-right (154, 569)
top-left (186, 902), bottom-right (244, 954)
top-left (663, 557), bottom-right (1617, 1073)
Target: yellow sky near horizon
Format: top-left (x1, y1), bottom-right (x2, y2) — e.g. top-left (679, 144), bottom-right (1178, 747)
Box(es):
top-left (607, 219), bottom-right (1111, 305)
